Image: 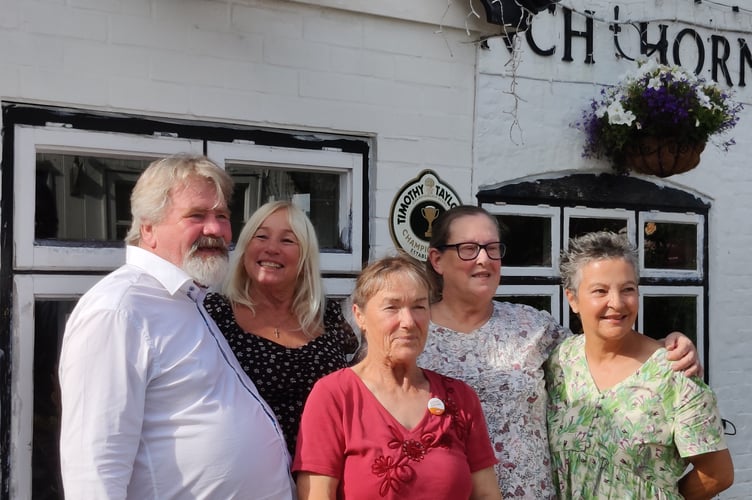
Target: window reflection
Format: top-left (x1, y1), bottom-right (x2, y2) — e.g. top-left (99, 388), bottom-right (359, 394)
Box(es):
top-left (495, 215), bottom-right (552, 267)
top-left (642, 296), bottom-right (698, 345)
top-left (227, 164), bottom-right (344, 251)
top-left (568, 217), bottom-right (627, 241)
top-left (568, 309), bottom-right (583, 335)
top-left (643, 221), bottom-right (697, 270)
top-left (35, 154), bottom-right (150, 244)
top-left (33, 299), bottom-right (77, 500)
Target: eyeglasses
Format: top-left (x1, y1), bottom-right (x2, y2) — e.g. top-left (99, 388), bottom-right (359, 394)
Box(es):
top-left (437, 241), bottom-right (506, 261)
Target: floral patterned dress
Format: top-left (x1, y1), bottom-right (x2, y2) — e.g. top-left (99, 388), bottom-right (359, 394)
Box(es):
top-left (544, 335), bottom-right (727, 499)
top-left (419, 301), bottom-right (568, 499)
top-left (204, 293), bottom-right (359, 457)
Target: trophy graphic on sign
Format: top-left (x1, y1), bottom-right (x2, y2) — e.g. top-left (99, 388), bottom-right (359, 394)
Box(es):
top-left (421, 205), bottom-right (440, 238)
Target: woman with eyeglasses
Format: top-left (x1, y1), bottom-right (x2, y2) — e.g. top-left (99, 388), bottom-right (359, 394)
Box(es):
top-left (418, 205), bottom-right (703, 499)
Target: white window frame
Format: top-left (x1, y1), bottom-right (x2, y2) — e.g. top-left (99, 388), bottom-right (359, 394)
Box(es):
top-left (639, 285), bottom-right (705, 362)
top-left (207, 141), bottom-right (363, 273)
top-left (14, 125), bottom-right (202, 271)
top-left (11, 274), bottom-right (104, 499)
top-left (482, 203), bottom-right (560, 277)
top-left (638, 211), bottom-right (704, 279)
top-left (563, 206), bottom-right (637, 250)
top-left (496, 284), bottom-right (562, 323)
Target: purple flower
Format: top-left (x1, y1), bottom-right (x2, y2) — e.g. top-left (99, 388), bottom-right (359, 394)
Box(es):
top-left (572, 60), bottom-right (743, 173)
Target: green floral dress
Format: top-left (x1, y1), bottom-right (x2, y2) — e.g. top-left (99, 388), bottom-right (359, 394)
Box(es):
top-left (544, 335), bottom-right (727, 499)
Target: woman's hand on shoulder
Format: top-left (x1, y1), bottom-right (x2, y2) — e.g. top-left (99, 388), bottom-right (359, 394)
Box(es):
top-left (663, 331), bottom-right (703, 378)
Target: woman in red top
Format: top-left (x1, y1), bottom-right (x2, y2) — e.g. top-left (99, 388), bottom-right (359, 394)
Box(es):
top-left (293, 254), bottom-right (501, 500)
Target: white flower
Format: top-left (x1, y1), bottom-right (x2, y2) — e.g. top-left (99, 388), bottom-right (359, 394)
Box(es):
top-left (647, 76), bottom-right (662, 90)
top-left (696, 89), bottom-right (712, 108)
top-left (606, 101), bottom-right (636, 126)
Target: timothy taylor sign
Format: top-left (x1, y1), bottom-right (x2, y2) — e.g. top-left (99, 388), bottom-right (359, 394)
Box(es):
top-left (389, 170), bottom-right (461, 261)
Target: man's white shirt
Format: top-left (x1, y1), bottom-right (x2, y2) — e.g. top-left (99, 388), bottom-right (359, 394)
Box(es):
top-left (59, 246), bottom-right (294, 499)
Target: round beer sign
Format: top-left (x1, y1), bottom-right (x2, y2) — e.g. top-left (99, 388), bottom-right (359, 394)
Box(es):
top-left (389, 170), bottom-right (462, 261)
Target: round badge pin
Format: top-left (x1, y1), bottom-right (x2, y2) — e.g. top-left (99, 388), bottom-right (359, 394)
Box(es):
top-left (427, 397), bottom-right (445, 416)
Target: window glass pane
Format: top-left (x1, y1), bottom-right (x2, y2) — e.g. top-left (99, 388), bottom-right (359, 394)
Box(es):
top-left (496, 295), bottom-right (552, 313)
top-left (643, 221), bottom-right (698, 270)
top-left (36, 154), bottom-right (149, 244)
top-left (33, 299), bottom-right (77, 500)
top-left (642, 295), bottom-right (698, 344)
top-left (568, 308), bottom-right (583, 335)
top-left (226, 164), bottom-right (344, 251)
top-left (568, 217), bottom-right (627, 241)
top-left (495, 215), bottom-right (551, 267)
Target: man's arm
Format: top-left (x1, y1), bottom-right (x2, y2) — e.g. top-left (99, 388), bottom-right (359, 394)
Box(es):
top-left (59, 308), bottom-right (148, 498)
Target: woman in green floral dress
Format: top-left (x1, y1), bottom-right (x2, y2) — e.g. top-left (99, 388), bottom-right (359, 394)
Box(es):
top-left (545, 231), bottom-right (733, 499)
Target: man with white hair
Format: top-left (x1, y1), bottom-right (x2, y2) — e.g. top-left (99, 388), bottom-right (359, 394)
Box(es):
top-left (58, 154), bottom-right (294, 499)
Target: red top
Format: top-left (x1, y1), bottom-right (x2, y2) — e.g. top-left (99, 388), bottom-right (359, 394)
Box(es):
top-left (293, 368), bottom-right (498, 499)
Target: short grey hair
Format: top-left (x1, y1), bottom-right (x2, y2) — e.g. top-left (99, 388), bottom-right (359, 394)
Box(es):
top-left (125, 154), bottom-right (233, 245)
top-left (560, 231), bottom-right (639, 296)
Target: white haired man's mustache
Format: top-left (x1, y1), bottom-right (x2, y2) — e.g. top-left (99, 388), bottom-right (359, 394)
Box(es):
top-left (188, 236), bottom-right (229, 258)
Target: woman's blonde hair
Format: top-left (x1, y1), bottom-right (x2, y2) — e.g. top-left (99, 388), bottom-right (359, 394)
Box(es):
top-left (223, 201), bottom-right (324, 335)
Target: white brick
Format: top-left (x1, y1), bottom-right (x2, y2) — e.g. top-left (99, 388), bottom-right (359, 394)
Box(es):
top-left (109, 76), bottom-right (190, 115)
top-left (0, 31), bottom-right (63, 69)
top-left (64, 40), bottom-right (149, 78)
top-left (363, 17), bottom-right (470, 60)
top-left (22, 2), bottom-right (108, 41)
top-left (299, 70), bottom-right (363, 102)
top-left (113, 16), bottom-right (264, 62)
top-left (393, 54), bottom-right (473, 89)
top-left (419, 137), bottom-right (472, 168)
top-left (303, 10), bottom-right (363, 48)
top-left (153, 0), bottom-right (230, 32)
top-left (0, 64), bottom-right (20, 97)
top-left (19, 66), bottom-right (108, 106)
top-left (329, 47), bottom-right (394, 79)
top-left (263, 35), bottom-right (331, 70)
top-left (151, 51), bottom-right (296, 95)
top-left (0, 0), bottom-right (22, 28)
top-left (69, 0), bottom-right (150, 16)
top-left (360, 78), bottom-right (425, 111)
top-left (232, 4), bottom-right (304, 38)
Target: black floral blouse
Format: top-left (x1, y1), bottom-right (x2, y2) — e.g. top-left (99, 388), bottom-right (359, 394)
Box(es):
top-left (204, 292), bottom-right (359, 457)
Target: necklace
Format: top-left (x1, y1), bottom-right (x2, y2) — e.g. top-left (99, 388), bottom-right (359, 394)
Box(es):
top-left (271, 314), bottom-right (314, 340)
top-left (234, 302), bottom-right (315, 341)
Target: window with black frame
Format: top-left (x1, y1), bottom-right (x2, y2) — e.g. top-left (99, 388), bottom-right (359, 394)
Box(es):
top-left (480, 173), bottom-right (709, 375)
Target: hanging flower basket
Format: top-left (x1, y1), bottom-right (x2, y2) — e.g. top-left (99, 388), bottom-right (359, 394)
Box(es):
top-left (574, 59), bottom-right (743, 177)
top-left (620, 137), bottom-right (706, 178)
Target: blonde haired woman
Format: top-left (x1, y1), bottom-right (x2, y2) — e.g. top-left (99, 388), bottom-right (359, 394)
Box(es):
top-left (204, 201), bottom-right (358, 456)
